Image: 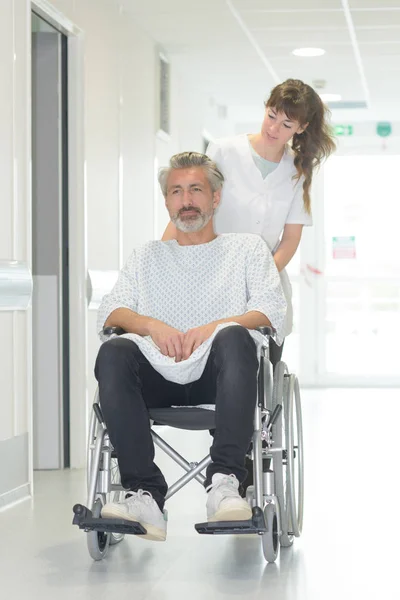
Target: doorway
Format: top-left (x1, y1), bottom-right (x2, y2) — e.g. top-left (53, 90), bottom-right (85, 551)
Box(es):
top-left (31, 11), bottom-right (70, 469)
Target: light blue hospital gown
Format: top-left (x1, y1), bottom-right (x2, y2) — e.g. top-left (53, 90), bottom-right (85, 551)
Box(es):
top-left (97, 233), bottom-right (287, 384)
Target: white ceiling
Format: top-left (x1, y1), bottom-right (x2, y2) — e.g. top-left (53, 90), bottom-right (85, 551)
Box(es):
top-left (121, 0), bottom-right (400, 126)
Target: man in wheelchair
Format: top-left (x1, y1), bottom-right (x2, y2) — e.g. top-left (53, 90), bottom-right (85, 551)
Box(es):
top-left (95, 151), bottom-right (286, 542)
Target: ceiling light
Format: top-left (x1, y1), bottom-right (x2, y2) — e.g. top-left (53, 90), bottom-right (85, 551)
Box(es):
top-left (319, 93), bottom-right (342, 102)
top-left (292, 47), bottom-right (325, 57)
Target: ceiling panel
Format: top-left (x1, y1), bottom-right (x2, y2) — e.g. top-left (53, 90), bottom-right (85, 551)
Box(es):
top-left (349, 0), bottom-right (400, 8)
top-left (252, 28), bottom-right (352, 45)
top-left (358, 42), bottom-right (400, 56)
top-left (234, 0), bottom-right (342, 10)
top-left (241, 10), bottom-right (348, 28)
top-left (351, 9), bottom-right (400, 26)
top-left (355, 26), bottom-right (400, 42)
top-left (121, 0), bottom-right (400, 118)
top-left (121, 0), bottom-right (225, 14)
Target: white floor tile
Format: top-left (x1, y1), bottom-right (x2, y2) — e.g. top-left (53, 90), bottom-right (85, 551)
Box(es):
top-left (1, 388), bottom-right (399, 599)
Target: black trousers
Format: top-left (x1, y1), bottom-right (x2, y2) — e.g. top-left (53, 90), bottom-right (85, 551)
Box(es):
top-left (94, 326), bottom-right (259, 511)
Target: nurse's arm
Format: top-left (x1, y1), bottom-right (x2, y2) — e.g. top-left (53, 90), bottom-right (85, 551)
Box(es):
top-left (273, 224), bottom-right (303, 272)
top-left (161, 221), bottom-right (178, 241)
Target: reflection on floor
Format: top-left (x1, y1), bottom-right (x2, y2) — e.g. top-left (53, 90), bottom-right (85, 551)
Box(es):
top-left (1, 388), bottom-right (399, 600)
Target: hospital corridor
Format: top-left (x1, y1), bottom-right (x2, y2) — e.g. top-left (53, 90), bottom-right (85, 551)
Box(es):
top-left (0, 1), bottom-right (399, 599)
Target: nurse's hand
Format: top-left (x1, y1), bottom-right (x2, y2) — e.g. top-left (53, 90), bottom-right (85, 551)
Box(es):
top-left (182, 323), bottom-right (217, 360)
top-left (148, 321), bottom-right (185, 362)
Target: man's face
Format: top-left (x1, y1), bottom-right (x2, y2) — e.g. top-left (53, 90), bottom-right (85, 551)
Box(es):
top-left (165, 167), bottom-right (220, 233)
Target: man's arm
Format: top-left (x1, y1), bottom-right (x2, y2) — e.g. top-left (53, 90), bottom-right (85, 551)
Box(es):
top-left (98, 250), bottom-right (186, 360)
top-left (181, 310), bottom-right (271, 360)
top-left (105, 307), bottom-right (186, 362)
top-left (214, 310), bottom-right (271, 330)
top-left (105, 307), bottom-right (156, 337)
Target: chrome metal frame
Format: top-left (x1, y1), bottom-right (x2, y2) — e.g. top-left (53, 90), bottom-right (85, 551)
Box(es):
top-left (85, 332), bottom-right (293, 532)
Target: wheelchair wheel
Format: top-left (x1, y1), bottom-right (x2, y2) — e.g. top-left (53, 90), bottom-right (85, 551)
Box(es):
top-left (272, 362), bottom-right (304, 546)
top-left (286, 374), bottom-right (304, 538)
top-left (87, 498), bottom-right (110, 561)
top-left (261, 502), bottom-right (280, 563)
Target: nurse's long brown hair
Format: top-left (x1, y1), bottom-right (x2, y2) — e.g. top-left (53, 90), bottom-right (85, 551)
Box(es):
top-left (266, 79), bottom-right (336, 214)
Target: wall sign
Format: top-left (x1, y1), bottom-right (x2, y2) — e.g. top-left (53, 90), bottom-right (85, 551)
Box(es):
top-left (376, 122), bottom-right (392, 138)
top-left (334, 125), bottom-right (353, 136)
top-left (332, 236), bottom-right (356, 259)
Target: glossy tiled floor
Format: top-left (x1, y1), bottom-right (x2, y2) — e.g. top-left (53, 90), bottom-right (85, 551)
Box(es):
top-left (1, 388), bottom-right (399, 599)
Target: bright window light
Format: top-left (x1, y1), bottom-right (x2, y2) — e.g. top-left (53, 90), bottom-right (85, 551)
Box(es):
top-left (319, 93), bottom-right (342, 102)
top-left (292, 47), bottom-right (325, 57)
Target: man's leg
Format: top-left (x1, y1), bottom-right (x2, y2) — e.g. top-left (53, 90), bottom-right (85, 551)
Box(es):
top-left (95, 337), bottom-right (185, 511)
top-left (190, 326), bottom-right (258, 520)
top-left (206, 326), bottom-right (258, 484)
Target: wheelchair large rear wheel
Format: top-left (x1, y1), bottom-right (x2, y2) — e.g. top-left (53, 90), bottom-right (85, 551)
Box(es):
top-left (272, 362), bottom-right (304, 546)
top-left (285, 373), bottom-right (304, 539)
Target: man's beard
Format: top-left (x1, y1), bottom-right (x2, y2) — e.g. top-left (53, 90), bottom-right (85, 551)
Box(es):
top-left (171, 207), bottom-right (213, 233)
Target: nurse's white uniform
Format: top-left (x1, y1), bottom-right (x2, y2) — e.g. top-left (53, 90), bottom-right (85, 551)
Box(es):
top-left (208, 134), bottom-right (313, 337)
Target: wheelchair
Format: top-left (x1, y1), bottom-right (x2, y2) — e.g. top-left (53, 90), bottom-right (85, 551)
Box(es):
top-left (73, 326), bottom-right (304, 563)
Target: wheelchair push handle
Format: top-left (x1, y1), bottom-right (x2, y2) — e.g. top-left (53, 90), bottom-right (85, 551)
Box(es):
top-left (103, 326), bottom-right (126, 336)
top-left (256, 326), bottom-right (274, 337)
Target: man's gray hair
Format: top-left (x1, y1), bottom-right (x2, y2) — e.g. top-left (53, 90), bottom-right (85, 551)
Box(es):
top-left (158, 151), bottom-right (224, 197)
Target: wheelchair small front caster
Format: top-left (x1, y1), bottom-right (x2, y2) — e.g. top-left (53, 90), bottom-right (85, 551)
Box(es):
top-left (86, 498), bottom-right (110, 561)
top-left (261, 502), bottom-right (280, 563)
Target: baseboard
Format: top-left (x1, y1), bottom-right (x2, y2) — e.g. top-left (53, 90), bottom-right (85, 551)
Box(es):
top-left (0, 483), bottom-right (31, 512)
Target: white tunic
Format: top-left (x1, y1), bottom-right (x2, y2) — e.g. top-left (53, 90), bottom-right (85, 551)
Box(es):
top-left (207, 134), bottom-right (313, 336)
top-left (97, 234), bottom-right (287, 384)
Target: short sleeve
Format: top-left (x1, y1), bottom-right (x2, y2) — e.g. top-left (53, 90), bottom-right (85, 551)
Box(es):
top-left (286, 177), bottom-right (313, 226)
top-left (97, 250), bottom-right (139, 339)
top-left (206, 140), bottom-right (223, 168)
top-left (245, 237), bottom-right (287, 345)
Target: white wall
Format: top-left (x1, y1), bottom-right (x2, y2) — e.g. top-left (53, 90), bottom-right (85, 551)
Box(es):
top-left (0, 0), bottom-right (31, 509)
top-left (0, 0), bottom-right (209, 508)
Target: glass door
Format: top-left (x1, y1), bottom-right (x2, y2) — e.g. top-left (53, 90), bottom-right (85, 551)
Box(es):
top-left (320, 155), bottom-right (400, 383)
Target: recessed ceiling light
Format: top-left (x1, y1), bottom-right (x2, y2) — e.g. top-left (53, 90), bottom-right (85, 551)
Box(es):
top-left (292, 47), bottom-right (325, 57)
top-left (319, 93), bottom-right (342, 102)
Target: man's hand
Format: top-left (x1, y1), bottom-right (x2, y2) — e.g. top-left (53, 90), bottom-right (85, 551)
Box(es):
top-left (148, 321), bottom-right (185, 362)
top-left (182, 323), bottom-right (217, 360)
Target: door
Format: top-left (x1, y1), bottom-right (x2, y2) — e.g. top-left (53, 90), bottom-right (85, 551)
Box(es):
top-left (31, 12), bottom-right (70, 468)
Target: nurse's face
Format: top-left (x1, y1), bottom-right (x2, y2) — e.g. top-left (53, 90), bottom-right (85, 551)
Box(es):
top-left (165, 167), bottom-right (220, 233)
top-left (261, 107), bottom-right (306, 147)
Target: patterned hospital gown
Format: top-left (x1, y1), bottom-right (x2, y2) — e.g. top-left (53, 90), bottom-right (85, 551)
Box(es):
top-left (97, 233), bottom-right (287, 384)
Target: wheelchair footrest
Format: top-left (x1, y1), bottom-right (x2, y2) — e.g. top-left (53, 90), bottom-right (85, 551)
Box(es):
top-left (72, 504), bottom-right (147, 535)
top-left (195, 507), bottom-right (266, 535)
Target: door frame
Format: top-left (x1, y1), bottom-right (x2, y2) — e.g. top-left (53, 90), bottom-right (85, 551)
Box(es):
top-left (31, 1), bottom-right (88, 469)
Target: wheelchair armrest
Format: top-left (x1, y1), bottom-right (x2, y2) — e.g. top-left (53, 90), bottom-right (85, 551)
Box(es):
top-left (103, 326), bottom-right (126, 337)
top-left (256, 326), bottom-right (274, 337)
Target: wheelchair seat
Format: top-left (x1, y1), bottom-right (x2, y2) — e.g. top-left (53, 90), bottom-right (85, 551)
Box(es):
top-left (149, 406), bottom-right (216, 430)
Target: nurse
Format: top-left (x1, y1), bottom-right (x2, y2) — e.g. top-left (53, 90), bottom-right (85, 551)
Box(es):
top-left (162, 78), bottom-right (336, 363)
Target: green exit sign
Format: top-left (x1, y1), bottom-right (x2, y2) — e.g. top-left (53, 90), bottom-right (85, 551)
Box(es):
top-left (334, 124), bottom-right (353, 136)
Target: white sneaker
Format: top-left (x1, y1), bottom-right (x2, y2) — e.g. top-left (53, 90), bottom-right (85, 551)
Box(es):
top-left (206, 473), bottom-right (252, 522)
top-left (101, 490), bottom-right (167, 541)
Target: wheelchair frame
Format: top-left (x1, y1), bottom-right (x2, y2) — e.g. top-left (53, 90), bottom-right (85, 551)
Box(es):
top-left (73, 328), bottom-right (304, 563)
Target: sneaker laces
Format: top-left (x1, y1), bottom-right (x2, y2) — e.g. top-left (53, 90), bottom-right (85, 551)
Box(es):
top-left (125, 489), bottom-right (154, 505)
top-left (206, 474), bottom-right (239, 498)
